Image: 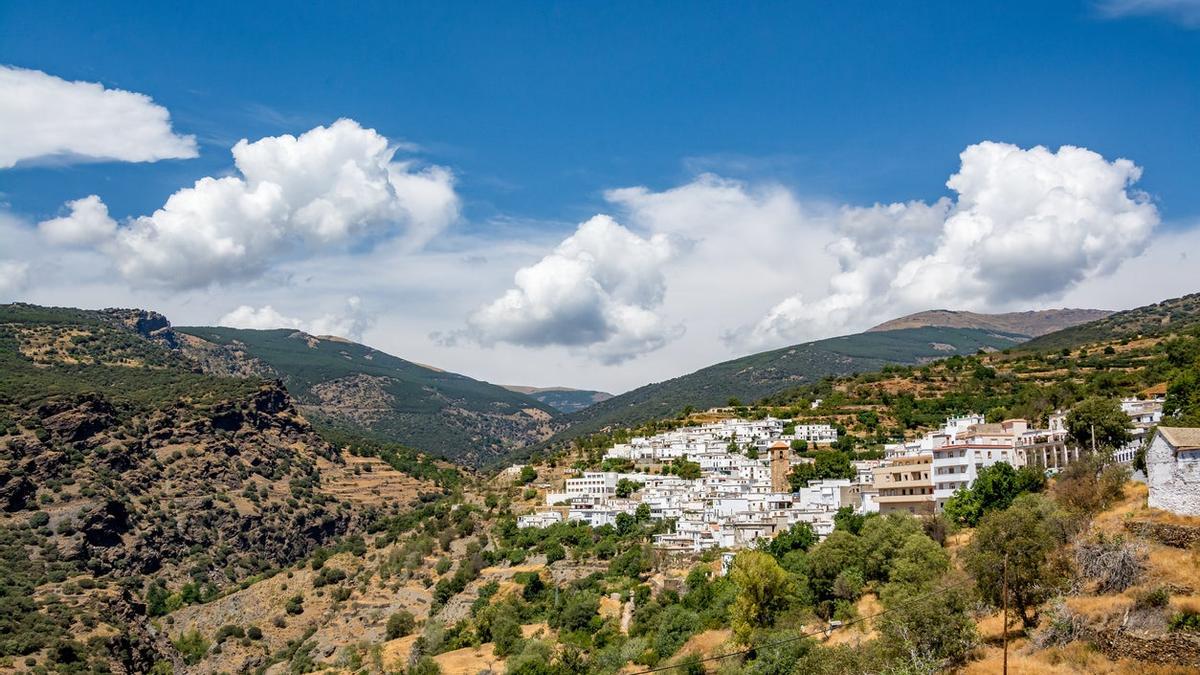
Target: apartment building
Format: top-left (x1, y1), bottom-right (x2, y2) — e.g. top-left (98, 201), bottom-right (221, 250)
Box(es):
top-left (873, 454), bottom-right (934, 514)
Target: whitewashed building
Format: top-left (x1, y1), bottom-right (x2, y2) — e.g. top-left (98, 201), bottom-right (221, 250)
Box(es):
top-left (1146, 427), bottom-right (1200, 516)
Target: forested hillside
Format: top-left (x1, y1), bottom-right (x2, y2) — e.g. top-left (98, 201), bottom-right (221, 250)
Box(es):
top-left (176, 326), bottom-right (564, 467)
top-left (549, 326), bottom-right (1028, 448)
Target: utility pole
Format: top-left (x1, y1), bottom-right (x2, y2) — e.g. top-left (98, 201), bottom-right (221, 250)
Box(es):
top-left (1002, 553), bottom-right (1009, 675)
top-left (1091, 423), bottom-right (1097, 455)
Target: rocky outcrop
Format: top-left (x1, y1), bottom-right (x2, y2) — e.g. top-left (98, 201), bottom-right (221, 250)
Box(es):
top-left (101, 308), bottom-right (179, 349)
top-left (38, 394), bottom-right (117, 443)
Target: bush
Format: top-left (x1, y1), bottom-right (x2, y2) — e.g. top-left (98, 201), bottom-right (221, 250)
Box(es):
top-left (214, 625), bottom-right (244, 642)
top-left (313, 566), bottom-right (347, 587)
top-left (1169, 606), bottom-right (1200, 632)
top-left (285, 594), bottom-right (304, 615)
top-left (1134, 586), bottom-right (1170, 610)
top-left (246, 625), bottom-right (263, 640)
top-left (386, 610), bottom-right (416, 640)
top-left (173, 630), bottom-right (209, 665)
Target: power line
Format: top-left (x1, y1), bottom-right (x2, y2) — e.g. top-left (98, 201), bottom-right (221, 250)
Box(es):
top-left (627, 577), bottom-right (973, 675)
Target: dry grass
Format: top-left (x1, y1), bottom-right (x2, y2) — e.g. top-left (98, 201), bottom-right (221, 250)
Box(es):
top-left (823, 593), bottom-right (882, 646)
top-left (966, 641), bottom-right (1196, 674)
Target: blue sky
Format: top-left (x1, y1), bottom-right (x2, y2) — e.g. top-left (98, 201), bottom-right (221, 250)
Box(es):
top-left (1, 1), bottom-right (1199, 392)
top-left (4, 1), bottom-right (1198, 225)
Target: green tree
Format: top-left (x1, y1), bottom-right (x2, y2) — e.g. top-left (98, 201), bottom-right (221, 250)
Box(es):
top-left (962, 494), bottom-right (1068, 627)
top-left (675, 460), bottom-right (702, 480)
top-left (518, 466), bottom-right (538, 485)
top-left (615, 478), bottom-right (642, 498)
top-left (759, 522), bottom-right (817, 561)
top-left (877, 576), bottom-right (977, 672)
top-left (490, 604), bottom-right (523, 658)
top-left (833, 506), bottom-right (867, 535)
top-left (386, 610), bottom-right (416, 640)
top-left (1065, 397), bottom-right (1132, 452)
top-left (653, 605), bottom-right (699, 660)
top-left (173, 630), bottom-right (209, 665)
top-left (806, 530), bottom-right (864, 602)
top-left (730, 551), bottom-right (794, 645)
top-left (556, 591), bottom-right (601, 632)
top-left (635, 503), bottom-right (651, 522)
top-left (942, 462), bottom-right (1046, 526)
top-left (1166, 368), bottom-right (1200, 425)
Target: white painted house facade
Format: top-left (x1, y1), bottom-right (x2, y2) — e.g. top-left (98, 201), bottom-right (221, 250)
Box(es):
top-left (1146, 427), bottom-right (1200, 516)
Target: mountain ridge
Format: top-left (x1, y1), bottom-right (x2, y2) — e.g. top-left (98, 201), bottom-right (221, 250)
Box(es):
top-left (867, 308), bottom-right (1112, 336)
top-left (499, 385), bottom-right (614, 413)
top-left (175, 326), bottom-right (564, 467)
top-left (538, 325), bottom-right (1032, 452)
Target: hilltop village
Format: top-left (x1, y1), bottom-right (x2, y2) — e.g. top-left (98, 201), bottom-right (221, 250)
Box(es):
top-left (513, 393), bottom-right (1180, 555)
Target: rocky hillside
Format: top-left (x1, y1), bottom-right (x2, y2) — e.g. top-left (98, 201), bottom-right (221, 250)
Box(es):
top-left (0, 304), bottom-right (440, 672)
top-left (500, 386), bottom-right (614, 413)
top-left (868, 308), bottom-right (1112, 337)
top-left (1021, 291), bottom-right (1200, 352)
top-left (175, 327), bottom-right (564, 467)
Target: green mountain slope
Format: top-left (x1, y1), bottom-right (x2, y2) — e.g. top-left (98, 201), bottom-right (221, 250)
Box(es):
top-left (1019, 292), bottom-right (1200, 352)
top-left (500, 385), bottom-right (614, 413)
top-left (556, 326), bottom-right (1027, 438)
top-left (176, 326), bottom-right (563, 466)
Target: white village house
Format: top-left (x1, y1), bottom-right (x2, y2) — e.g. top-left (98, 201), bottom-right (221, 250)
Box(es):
top-left (1146, 427), bottom-right (1200, 516)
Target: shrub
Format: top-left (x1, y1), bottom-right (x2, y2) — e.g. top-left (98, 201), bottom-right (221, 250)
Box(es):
top-left (1169, 607), bottom-right (1200, 632)
top-left (1134, 586), bottom-right (1170, 610)
top-left (246, 625), bottom-right (263, 640)
top-left (173, 630), bottom-right (209, 665)
top-left (285, 594), bottom-right (304, 615)
top-left (386, 610), bottom-right (416, 640)
top-left (214, 625), bottom-right (244, 642)
top-left (313, 566), bottom-right (347, 587)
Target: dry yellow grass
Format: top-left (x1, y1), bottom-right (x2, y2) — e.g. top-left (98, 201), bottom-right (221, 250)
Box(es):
top-left (965, 641), bottom-right (1196, 674)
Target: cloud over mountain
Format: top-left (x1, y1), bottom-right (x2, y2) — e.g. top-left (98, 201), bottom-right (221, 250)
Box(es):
top-left (733, 142), bottom-right (1159, 348)
top-left (457, 215), bottom-right (681, 364)
top-left (219, 296), bottom-right (375, 340)
top-left (0, 65), bottom-right (197, 168)
top-left (44, 119), bottom-right (459, 289)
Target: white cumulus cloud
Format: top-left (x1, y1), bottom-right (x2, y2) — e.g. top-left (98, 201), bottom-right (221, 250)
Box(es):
top-left (457, 215), bottom-right (681, 364)
top-left (0, 65), bottom-right (197, 169)
top-left (0, 260), bottom-right (29, 301)
top-left (735, 141), bottom-right (1159, 348)
top-left (219, 296), bottom-right (375, 340)
top-left (37, 195), bottom-right (118, 246)
top-left (72, 119), bottom-right (458, 288)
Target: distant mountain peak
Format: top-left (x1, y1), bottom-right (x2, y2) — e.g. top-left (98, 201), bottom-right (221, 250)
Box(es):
top-left (500, 385), bottom-right (614, 413)
top-left (867, 308), bottom-right (1112, 337)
